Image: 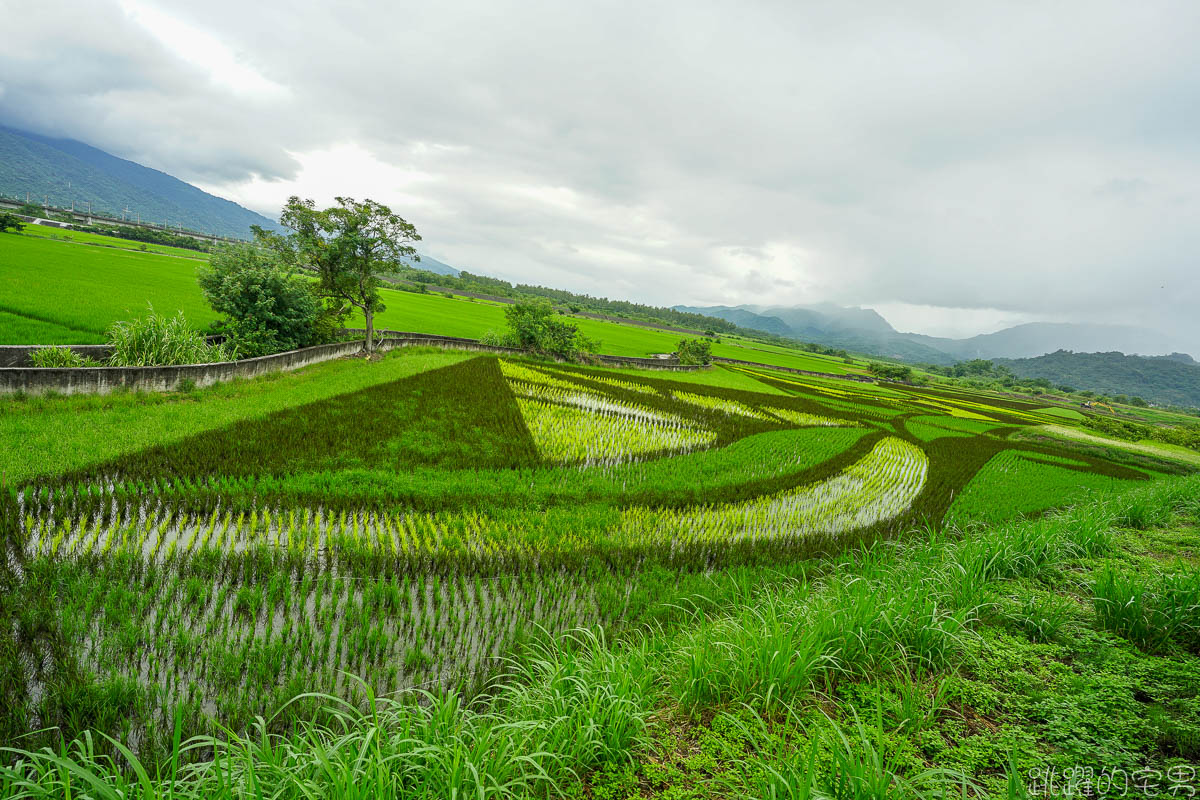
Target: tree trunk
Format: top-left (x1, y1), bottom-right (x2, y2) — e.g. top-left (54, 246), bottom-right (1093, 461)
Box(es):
top-left (364, 307), bottom-right (375, 353)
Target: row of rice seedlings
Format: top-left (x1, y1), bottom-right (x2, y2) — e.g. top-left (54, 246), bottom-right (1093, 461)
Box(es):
top-left (29, 434), bottom-right (1145, 574)
top-left (668, 390), bottom-right (780, 420)
top-left (617, 437), bottom-right (928, 545)
top-left (51, 559), bottom-right (605, 742)
top-left (514, 394), bottom-right (715, 465)
top-left (498, 359), bottom-right (593, 393)
top-left (19, 433), bottom-right (899, 572)
top-left (799, 394), bottom-right (911, 420)
top-left (906, 414), bottom-right (1006, 437)
top-left (19, 427), bottom-right (876, 526)
top-left (895, 387), bottom-right (1047, 425)
top-left (510, 380), bottom-right (685, 426)
top-left (501, 360), bottom-right (665, 401)
top-left (904, 418), bottom-right (977, 442)
top-left (763, 406), bottom-right (847, 427)
top-left (571, 371), bottom-right (661, 395)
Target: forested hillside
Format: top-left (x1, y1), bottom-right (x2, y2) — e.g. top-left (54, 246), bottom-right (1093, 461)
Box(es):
top-left (998, 350), bottom-right (1200, 408)
top-left (0, 126), bottom-right (279, 238)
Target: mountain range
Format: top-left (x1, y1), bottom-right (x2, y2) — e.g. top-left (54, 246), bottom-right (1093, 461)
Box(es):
top-left (0, 125), bottom-right (464, 273)
top-left (0, 125), bottom-right (281, 239)
top-left (674, 304), bottom-right (1184, 364)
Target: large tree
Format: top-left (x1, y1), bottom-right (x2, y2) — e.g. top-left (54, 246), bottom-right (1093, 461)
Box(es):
top-left (0, 212), bottom-right (25, 233)
top-left (266, 196), bottom-right (421, 352)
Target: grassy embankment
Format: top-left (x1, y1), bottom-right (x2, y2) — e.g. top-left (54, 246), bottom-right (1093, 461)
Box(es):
top-left (2, 475), bottom-right (1196, 798)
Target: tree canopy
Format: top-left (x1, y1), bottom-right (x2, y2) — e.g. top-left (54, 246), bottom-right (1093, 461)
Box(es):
top-left (258, 196), bottom-right (421, 351)
top-left (0, 212), bottom-right (24, 233)
top-left (198, 243), bottom-right (334, 358)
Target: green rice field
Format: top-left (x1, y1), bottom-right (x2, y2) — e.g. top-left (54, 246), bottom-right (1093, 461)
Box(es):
top-left (1, 225), bottom-right (876, 370)
top-left (2, 226), bottom-right (1199, 797)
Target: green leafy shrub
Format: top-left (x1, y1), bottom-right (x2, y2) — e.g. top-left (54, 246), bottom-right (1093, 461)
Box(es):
top-left (480, 329), bottom-right (518, 348)
top-left (867, 361), bottom-right (913, 381)
top-left (198, 243), bottom-right (335, 358)
top-left (502, 300), bottom-right (597, 361)
top-left (0, 211), bottom-right (25, 233)
top-left (676, 337), bottom-right (712, 365)
top-left (106, 308), bottom-right (236, 366)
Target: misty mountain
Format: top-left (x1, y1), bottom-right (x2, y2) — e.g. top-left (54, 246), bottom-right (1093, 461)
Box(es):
top-left (399, 252), bottom-right (460, 277)
top-left (912, 322), bottom-right (1179, 361)
top-left (675, 303), bottom-right (958, 363)
top-left (749, 303), bottom-right (896, 336)
top-left (0, 126), bottom-right (280, 239)
top-left (671, 306), bottom-right (793, 338)
top-left (998, 350), bottom-right (1200, 409)
top-left (676, 304), bottom-right (1186, 364)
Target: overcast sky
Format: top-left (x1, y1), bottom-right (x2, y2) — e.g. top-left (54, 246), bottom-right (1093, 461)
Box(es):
top-left (2, 1), bottom-right (1198, 343)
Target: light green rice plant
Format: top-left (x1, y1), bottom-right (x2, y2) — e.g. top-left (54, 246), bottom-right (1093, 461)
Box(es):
top-left (517, 397), bottom-right (715, 465)
top-left (621, 437), bottom-right (928, 546)
top-left (671, 389), bottom-right (778, 420)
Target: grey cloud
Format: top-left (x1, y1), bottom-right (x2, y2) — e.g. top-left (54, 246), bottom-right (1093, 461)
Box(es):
top-left (3, 0), bottom-right (1199, 349)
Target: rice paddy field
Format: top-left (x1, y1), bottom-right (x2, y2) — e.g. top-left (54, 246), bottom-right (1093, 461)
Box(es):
top-left (3, 227), bottom-right (1200, 797)
top-left (0, 226), bottom-right (871, 372)
top-left (3, 333), bottom-right (1199, 797)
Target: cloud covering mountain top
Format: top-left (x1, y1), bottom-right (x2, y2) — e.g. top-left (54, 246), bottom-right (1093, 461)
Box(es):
top-left (2, 1), bottom-right (1197, 348)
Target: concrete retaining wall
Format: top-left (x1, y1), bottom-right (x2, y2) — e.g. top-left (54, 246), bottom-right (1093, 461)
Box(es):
top-left (359, 329), bottom-right (701, 370)
top-left (0, 335), bottom-right (227, 368)
top-left (0, 333), bottom-right (701, 395)
top-left (0, 340), bottom-right (366, 395)
top-left (0, 344), bottom-right (113, 368)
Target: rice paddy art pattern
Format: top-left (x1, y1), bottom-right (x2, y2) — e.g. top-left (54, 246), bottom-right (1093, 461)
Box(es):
top-left (5, 354), bottom-right (1175, 752)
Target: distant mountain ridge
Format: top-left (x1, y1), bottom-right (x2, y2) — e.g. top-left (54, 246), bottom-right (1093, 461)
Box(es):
top-left (0, 125), bottom-right (280, 239)
top-left (675, 304), bottom-right (1185, 364)
top-left (399, 253), bottom-right (459, 277)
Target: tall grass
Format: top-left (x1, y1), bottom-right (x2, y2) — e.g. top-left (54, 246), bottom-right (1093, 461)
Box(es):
top-left (106, 309), bottom-right (235, 367)
top-left (0, 631), bottom-right (655, 799)
top-left (1092, 567), bottom-right (1200, 653)
top-left (1, 475), bottom-right (1195, 797)
top-left (27, 346), bottom-right (100, 368)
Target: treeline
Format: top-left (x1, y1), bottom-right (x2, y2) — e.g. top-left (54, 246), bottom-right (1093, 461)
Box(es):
top-left (918, 357), bottom-right (1164, 405)
top-left (391, 265), bottom-right (872, 360)
top-left (69, 223), bottom-right (212, 253)
top-left (390, 264), bottom-right (744, 333)
top-left (995, 350), bottom-right (1200, 411)
top-left (917, 359), bottom-right (1070, 394)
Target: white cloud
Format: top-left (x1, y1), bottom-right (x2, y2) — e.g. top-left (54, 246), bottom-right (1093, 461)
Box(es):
top-left (119, 0), bottom-right (287, 98)
top-left (2, 0), bottom-right (1198, 348)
